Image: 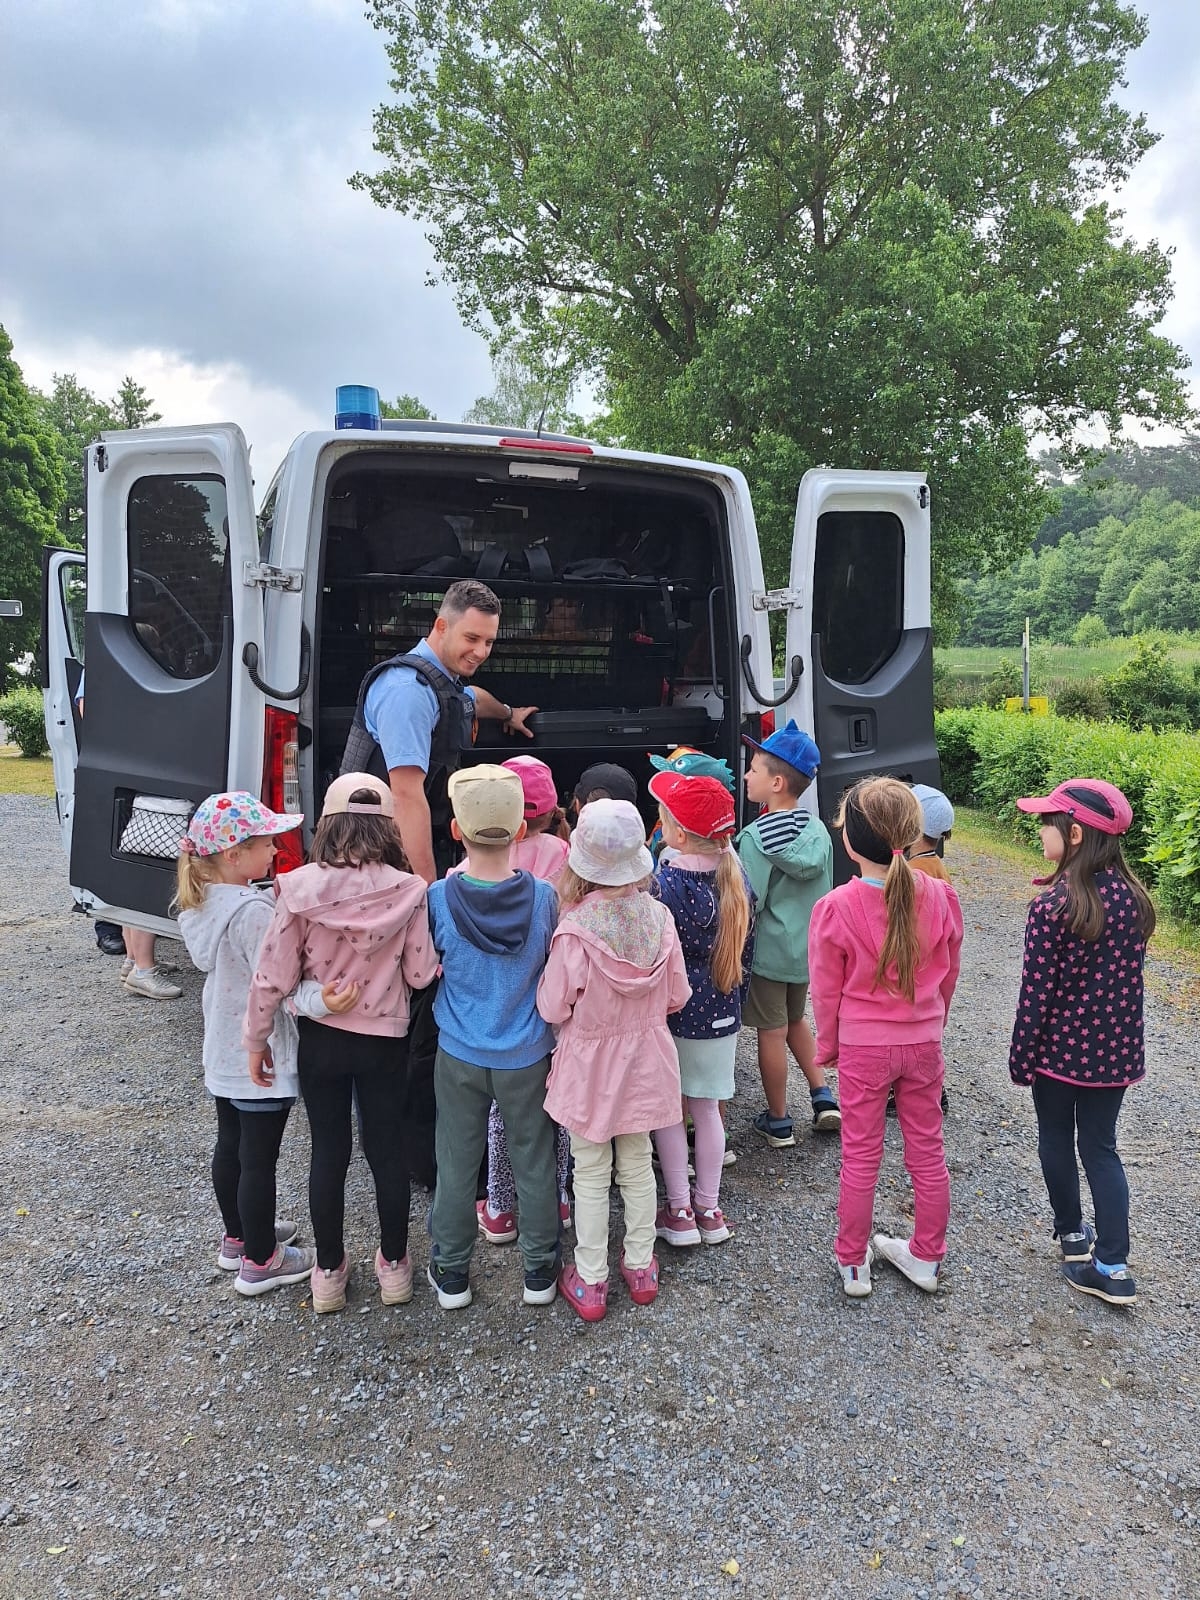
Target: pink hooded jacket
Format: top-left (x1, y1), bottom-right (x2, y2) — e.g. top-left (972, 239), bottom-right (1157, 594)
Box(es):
top-left (243, 861), bottom-right (437, 1049)
top-left (538, 891), bottom-right (691, 1143)
top-left (807, 874), bottom-right (963, 1065)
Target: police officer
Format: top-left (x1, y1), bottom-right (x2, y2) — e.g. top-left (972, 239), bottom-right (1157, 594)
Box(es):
top-left (340, 579), bottom-right (536, 882)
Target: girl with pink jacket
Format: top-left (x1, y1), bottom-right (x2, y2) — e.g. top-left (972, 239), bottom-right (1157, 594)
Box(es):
top-left (538, 800), bottom-right (691, 1322)
top-left (244, 774), bottom-right (438, 1315)
top-left (808, 777), bottom-right (962, 1301)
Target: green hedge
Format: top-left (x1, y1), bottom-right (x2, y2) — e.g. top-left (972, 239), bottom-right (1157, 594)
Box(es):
top-left (935, 707), bottom-right (1200, 925)
top-left (0, 686), bottom-right (50, 759)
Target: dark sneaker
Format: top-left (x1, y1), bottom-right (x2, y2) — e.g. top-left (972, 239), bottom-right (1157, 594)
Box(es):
top-left (1057, 1223), bottom-right (1096, 1263)
top-left (811, 1092), bottom-right (841, 1132)
top-left (752, 1109), bottom-right (796, 1148)
top-left (885, 1089), bottom-right (898, 1119)
top-left (940, 1088), bottom-right (950, 1115)
top-left (427, 1255), bottom-right (472, 1310)
top-left (1063, 1260), bottom-right (1136, 1305)
top-left (523, 1260), bottom-right (559, 1306)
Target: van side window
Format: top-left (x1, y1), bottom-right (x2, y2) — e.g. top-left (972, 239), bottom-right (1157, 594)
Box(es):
top-left (812, 511), bottom-right (904, 685)
top-left (127, 475), bottom-right (230, 680)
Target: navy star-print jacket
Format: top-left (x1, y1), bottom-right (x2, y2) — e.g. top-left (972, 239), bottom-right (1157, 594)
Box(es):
top-left (1009, 867), bottom-right (1147, 1089)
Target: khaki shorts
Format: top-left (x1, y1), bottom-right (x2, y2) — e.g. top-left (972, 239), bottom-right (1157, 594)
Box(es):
top-left (742, 975), bottom-right (809, 1032)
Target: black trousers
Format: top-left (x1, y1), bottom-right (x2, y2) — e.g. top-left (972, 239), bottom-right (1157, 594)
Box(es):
top-left (1032, 1075), bottom-right (1130, 1265)
top-left (212, 1097), bottom-right (290, 1265)
top-left (298, 1020), bottom-right (412, 1271)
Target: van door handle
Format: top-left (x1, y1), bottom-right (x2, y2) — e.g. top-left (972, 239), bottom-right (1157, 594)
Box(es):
top-left (850, 716), bottom-right (871, 751)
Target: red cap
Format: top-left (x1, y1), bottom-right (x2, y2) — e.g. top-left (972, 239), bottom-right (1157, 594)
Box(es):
top-left (648, 770), bottom-right (736, 840)
top-left (1016, 778), bottom-right (1132, 837)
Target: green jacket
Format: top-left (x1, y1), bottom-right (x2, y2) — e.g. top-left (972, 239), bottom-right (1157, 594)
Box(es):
top-left (735, 812), bottom-right (833, 983)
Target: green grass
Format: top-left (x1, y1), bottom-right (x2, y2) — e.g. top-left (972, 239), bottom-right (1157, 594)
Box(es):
top-left (0, 748), bottom-right (56, 796)
top-left (937, 641), bottom-right (1200, 686)
top-left (954, 806), bottom-right (1200, 980)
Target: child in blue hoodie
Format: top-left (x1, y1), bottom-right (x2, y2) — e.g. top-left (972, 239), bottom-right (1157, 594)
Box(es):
top-left (426, 766), bottom-right (560, 1311)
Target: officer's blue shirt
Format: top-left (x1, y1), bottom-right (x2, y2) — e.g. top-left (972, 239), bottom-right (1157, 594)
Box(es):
top-left (363, 637), bottom-right (476, 773)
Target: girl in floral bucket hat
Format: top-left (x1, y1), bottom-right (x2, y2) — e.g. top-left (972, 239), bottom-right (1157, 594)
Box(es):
top-left (1009, 778), bottom-right (1154, 1306)
top-left (175, 791), bottom-right (334, 1298)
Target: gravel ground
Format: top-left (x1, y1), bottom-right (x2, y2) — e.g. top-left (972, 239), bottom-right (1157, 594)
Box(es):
top-left (1, 792), bottom-right (1197, 1600)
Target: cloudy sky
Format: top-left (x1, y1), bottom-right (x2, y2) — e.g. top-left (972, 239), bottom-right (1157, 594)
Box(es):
top-left (2, 0), bottom-right (1198, 476)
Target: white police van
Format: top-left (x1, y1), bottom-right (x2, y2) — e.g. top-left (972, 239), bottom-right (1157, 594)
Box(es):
top-left (41, 392), bottom-right (938, 935)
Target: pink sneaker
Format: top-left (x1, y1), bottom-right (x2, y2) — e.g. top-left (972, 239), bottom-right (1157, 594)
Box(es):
top-left (476, 1199), bottom-right (518, 1245)
top-left (310, 1255), bottom-right (350, 1314)
top-left (655, 1205), bottom-right (701, 1247)
top-left (234, 1243), bottom-right (316, 1297)
top-left (374, 1249), bottom-right (413, 1306)
top-left (619, 1251), bottom-right (659, 1306)
top-left (694, 1205), bottom-right (732, 1245)
top-left (558, 1263), bottom-right (608, 1322)
top-left (217, 1219), bottom-right (298, 1271)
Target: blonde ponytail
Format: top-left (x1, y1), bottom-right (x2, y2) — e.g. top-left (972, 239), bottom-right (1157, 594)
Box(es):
top-left (878, 849), bottom-right (920, 1002)
top-left (711, 845), bottom-right (751, 994)
top-left (171, 851), bottom-right (219, 914)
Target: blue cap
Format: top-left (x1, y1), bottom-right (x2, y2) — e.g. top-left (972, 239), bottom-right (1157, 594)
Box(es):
top-left (741, 719), bottom-right (821, 779)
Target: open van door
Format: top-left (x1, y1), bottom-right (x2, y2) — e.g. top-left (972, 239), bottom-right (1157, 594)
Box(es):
top-left (71, 425), bottom-right (265, 933)
top-left (785, 469), bottom-right (938, 859)
top-left (39, 547), bottom-right (86, 861)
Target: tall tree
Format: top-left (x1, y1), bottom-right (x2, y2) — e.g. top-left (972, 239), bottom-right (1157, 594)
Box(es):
top-left (0, 327), bottom-right (65, 673)
top-left (379, 393), bottom-right (437, 419)
top-left (109, 375), bottom-right (162, 430)
top-left (355, 0), bottom-right (1192, 603)
top-left (32, 373), bottom-right (113, 543)
top-left (463, 350), bottom-right (575, 431)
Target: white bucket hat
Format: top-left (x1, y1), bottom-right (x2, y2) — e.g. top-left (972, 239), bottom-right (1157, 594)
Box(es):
top-left (568, 798), bottom-right (653, 887)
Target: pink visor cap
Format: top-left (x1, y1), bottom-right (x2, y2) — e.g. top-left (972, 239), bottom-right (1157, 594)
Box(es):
top-left (1016, 779), bottom-right (1132, 837)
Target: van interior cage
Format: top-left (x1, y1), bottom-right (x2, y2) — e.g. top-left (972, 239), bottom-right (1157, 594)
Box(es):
top-left (320, 575), bottom-right (693, 714)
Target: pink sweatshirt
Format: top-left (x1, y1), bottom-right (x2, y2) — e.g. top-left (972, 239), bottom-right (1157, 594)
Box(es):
top-left (807, 875), bottom-right (963, 1064)
top-left (538, 890), bottom-right (691, 1142)
top-left (243, 861), bottom-right (438, 1049)
top-left (447, 831), bottom-right (569, 883)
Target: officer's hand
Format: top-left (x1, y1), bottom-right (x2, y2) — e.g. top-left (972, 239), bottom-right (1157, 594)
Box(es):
top-left (506, 705), bottom-right (538, 740)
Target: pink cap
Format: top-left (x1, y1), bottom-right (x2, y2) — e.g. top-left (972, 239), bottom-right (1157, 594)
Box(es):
top-left (502, 755), bottom-right (558, 818)
top-left (1016, 778), bottom-right (1132, 837)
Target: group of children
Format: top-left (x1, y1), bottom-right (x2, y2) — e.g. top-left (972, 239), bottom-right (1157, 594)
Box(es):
top-left (174, 721), bottom-right (1153, 1320)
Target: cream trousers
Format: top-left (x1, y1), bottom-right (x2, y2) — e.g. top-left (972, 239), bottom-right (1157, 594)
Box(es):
top-left (569, 1130), bottom-right (657, 1283)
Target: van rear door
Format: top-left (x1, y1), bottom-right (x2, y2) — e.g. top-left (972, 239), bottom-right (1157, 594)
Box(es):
top-left (40, 547), bottom-right (86, 860)
top-left (71, 425), bottom-right (264, 931)
top-left (785, 469), bottom-right (938, 828)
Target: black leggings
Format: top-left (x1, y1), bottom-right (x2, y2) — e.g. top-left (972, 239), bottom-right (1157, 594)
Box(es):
top-left (212, 1098), bottom-right (290, 1265)
top-left (1032, 1076), bottom-right (1130, 1265)
top-left (298, 1022), bottom-right (412, 1271)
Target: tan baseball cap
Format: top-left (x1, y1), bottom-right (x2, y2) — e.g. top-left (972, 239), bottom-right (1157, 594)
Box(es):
top-left (321, 772), bottom-right (394, 818)
top-left (447, 764), bottom-right (524, 844)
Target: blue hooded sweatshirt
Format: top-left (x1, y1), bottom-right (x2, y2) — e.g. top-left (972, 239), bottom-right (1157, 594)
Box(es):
top-left (427, 870), bottom-right (557, 1070)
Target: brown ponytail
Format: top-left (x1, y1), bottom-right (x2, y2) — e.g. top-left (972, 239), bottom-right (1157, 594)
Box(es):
top-left (837, 777), bottom-right (925, 1002)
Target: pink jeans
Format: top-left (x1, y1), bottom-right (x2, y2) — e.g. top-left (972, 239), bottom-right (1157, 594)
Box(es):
top-left (835, 1041), bottom-right (949, 1267)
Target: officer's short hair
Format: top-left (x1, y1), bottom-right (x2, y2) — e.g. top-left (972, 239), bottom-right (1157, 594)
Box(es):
top-left (440, 579), bottom-right (501, 620)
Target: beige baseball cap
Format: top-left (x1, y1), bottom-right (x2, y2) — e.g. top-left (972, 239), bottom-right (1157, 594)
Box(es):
top-left (447, 764), bottom-right (524, 844)
top-left (321, 772), bottom-right (395, 818)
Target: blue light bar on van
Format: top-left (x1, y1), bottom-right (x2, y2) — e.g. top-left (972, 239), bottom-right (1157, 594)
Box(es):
top-left (334, 385), bottom-right (382, 430)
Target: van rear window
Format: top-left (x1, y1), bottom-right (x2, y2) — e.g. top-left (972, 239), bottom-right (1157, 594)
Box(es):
top-left (812, 511), bottom-right (904, 685)
top-left (127, 475), bottom-right (230, 680)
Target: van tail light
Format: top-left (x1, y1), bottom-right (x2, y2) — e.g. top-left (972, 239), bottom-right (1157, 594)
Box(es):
top-left (262, 706), bottom-right (304, 875)
top-left (759, 710), bottom-right (776, 739)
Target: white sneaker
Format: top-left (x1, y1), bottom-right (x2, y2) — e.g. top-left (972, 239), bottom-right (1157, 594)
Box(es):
top-left (872, 1234), bottom-right (941, 1292)
top-left (838, 1245), bottom-right (874, 1298)
top-left (123, 965), bottom-right (182, 1000)
top-left (119, 956), bottom-right (134, 980)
